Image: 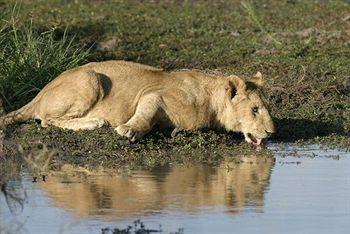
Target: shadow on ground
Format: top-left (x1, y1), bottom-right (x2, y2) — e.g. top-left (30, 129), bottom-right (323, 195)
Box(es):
top-left (272, 118), bottom-right (346, 142)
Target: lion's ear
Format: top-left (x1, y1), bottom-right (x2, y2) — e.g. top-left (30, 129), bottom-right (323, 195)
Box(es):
top-left (250, 72), bottom-right (264, 87)
top-left (228, 75), bottom-right (246, 99)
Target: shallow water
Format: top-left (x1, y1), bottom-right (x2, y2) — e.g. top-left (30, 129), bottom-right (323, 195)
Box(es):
top-left (0, 144), bottom-right (349, 234)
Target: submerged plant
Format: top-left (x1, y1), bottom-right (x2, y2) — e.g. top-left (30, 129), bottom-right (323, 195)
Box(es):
top-left (101, 219), bottom-right (184, 234)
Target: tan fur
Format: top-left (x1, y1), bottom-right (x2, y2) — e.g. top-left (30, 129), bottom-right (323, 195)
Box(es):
top-left (40, 155), bottom-right (274, 218)
top-left (0, 60), bottom-right (275, 142)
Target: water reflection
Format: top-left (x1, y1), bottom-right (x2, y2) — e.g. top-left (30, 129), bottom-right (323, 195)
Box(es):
top-left (40, 155), bottom-right (275, 219)
top-left (2, 145), bottom-right (350, 233)
top-left (1, 180), bottom-right (27, 215)
top-left (0, 159), bottom-right (26, 216)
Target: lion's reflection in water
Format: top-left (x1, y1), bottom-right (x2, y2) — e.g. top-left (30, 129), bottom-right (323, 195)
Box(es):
top-left (41, 155), bottom-right (275, 219)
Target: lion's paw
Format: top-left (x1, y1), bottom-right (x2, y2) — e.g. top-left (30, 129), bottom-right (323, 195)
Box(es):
top-left (115, 125), bottom-right (142, 142)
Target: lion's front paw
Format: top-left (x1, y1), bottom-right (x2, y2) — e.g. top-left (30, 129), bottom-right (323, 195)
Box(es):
top-left (115, 124), bottom-right (143, 142)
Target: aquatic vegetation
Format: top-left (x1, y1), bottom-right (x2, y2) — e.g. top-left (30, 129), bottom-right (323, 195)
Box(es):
top-left (101, 220), bottom-right (184, 234)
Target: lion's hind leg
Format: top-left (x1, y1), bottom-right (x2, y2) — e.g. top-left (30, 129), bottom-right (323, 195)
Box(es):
top-left (49, 117), bottom-right (105, 131)
top-left (36, 70), bottom-right (105, 128)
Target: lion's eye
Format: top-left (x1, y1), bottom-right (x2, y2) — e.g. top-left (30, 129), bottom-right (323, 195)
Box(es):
top-left (252, 107), bottom-right (259, 114)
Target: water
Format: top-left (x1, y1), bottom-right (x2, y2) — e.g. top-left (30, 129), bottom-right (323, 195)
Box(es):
top-left (0, 144), bottom-right (349, 234)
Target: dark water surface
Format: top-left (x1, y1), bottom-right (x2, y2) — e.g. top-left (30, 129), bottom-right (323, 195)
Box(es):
top-left (0, 144), bottom-right (349, 234)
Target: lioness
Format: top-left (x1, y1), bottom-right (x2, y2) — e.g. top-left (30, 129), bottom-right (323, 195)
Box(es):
top-left (0, 60), bottom-right (275, 146)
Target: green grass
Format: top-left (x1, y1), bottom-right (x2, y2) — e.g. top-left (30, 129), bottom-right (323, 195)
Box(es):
top-left (0, 0), bottom-right (349, 169)
top-left (0, 14), bottom-right (89, 111)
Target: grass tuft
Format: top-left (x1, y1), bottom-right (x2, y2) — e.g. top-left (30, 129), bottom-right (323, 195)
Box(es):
top-left (0, 17), bottom-right (89, 111)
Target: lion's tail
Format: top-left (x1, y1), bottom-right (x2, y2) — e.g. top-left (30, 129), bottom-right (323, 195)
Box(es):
top-left (0, 99), bottom-right (36, 126)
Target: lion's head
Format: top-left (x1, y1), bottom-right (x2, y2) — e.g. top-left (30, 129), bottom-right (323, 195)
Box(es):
top-left (216, 72), bottom-right (275, 147)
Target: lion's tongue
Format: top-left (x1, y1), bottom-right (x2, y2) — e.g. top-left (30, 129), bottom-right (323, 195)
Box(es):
top-left (252, 138), bottom-right (262, 147)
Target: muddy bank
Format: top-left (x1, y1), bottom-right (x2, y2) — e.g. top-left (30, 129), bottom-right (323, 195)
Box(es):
top-left (2, 122), bottom-right (274, 170)
top-left (2, 117), bottom-right (349, 171)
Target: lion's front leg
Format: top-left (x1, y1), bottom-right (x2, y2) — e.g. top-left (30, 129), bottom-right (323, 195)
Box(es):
top-left (115, 94), bottom-right (162, 142)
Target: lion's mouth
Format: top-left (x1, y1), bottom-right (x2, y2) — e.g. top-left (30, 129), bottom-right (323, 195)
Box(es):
top-left (247, 133), bottom-right (265, 149)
